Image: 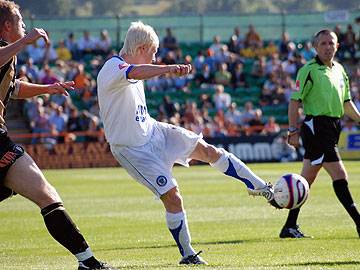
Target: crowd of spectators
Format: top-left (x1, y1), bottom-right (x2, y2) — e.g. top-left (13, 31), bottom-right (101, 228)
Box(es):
top-left (13, 24), bottom-right (360, 147)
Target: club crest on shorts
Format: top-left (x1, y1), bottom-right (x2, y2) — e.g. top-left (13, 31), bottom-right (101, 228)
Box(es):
top-left (156, 175), bottom-right (167, 187)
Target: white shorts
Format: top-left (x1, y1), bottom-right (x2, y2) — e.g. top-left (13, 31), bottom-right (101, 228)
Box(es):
top-left (110, 122), bottom-right (202, 197)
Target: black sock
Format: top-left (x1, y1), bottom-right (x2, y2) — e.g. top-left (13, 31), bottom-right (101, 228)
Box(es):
top-left (81, 256), bottom-right (102, 268)
top-left (41, 202), bottom-right (91, 255)
top-left (284, 207), bottom-right (301, 228)
top-left (333, 179), bottom-right (360, 227)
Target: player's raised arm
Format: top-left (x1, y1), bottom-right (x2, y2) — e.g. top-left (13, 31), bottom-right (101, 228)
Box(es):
top-left (0, 28), bottom-right (48, 68)
top-left (127, 63), bottom-right (192, 80)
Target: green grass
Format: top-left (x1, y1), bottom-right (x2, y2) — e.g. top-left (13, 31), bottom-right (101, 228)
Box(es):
top-left (1, 161), bottom-right (360, 270)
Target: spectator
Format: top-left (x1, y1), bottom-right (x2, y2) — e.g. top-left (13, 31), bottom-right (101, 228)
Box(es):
top-left (194, 63), bottom-right (214, 88)
top-left (248, 108), bottom-right (264, 135)
top-left (282, 74), bottom-right (296, 102)
top-left (26, 40), bottom-right (44, 64)
top-left (25, 97), bottom-right (43, 121)
top-left (73, 63), bottom-right (91, 91)
top-left (264, 40), bottom-right (278, 56)
top-left (228, 26), bottom-right (245, 53)
top-left (199, 107), bottom-right (213, 125)
top-left (56, 39), bottom-right (72, 61)
top-left (78, 30), bottom-right (96, 55)
top-left (213, 84), bottom-right (231, 111)
top-left (159, 95), bottom-right (178, 119)
top-left (198, 93), bottom-right (214, 110)
top-left (214, 62), bottom-right (232, 86)
top-left (252, 56), bottom-right (266, 77)
top-left (24, 57), bottom-right (40, 83)
top-left (30, 106), bottom-right (51, 144)
top-left (285, 41), bottom-right (297, 59)
top-left (263, 72), bottom-right (279, 93)
top-left (49, 105), bottom-right (68, 133)
top-left (182, 101), bottom-right (200, 128)
top-left (213, 110), bottom-right (228, 137)
top-left (260, 85), bottom-right (273, 106)
top-left (209, 35), bottom-right (225, 57)
top-left (333, 25), bottom-right (345, 60)
top-left (279, 32), bottom-right (291, 59)
top-left (95, 29), bottom-right (112, 55)
top-left (40, 65), bottom-right (60, 85)
top-left (240, 42), bottom-right (261, 58)
top-left (294, 53), bottom-right (306, 73)
top-left (231, 62), bottom-right (246, 89)
top-left (214, 45), bottom-right (232, 64)
top-left (245, 24), bottom-right (262, 47)
top-left (272, 86), bottom-right (287, 105)
top-left (162, 50), bottom-right (177, 65)
top-left (17, 65), bottom-right (32, 83)
top-left (263, 116), bottom-right (280, 135)
top-left (204, 48), bottom-right (217, 72)
top-left (42, 35), bottom-right (58, 64)
top-left (301, 41), bottom-right (316, 61)
top-left (273, 133), bottom-right (298, 162)
top-left (343, 24), bottom-right (357, 62)
top-left (281, 56), bottom-right (297, 77)
top-left (240, 101), bottom-right (256, 126)
top-left (162, 27), bottom-right (179, 52)
top-left (193, 50), bottom-right (205, 70)
top-left (67, 107), bottom-right (83, 133)
top-left (64, 32), bottom-right (79, 59)
top-left (225, 102), bottom-right (242, 125)
top-left (86, 115), bottom-right (103, 142)
top-left (265, 53), bottom-right (281, 75)
top-left (52, 60), bottom-right (68, 82)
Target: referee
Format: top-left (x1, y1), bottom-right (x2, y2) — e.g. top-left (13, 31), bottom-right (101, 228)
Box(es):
top-left (281, 29), bottom-right (360, 238)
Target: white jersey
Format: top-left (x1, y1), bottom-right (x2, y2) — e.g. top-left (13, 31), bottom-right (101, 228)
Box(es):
top-left (97, 56), bottom-right (155, 146)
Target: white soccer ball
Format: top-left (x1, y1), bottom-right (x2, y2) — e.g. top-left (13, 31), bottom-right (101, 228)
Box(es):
top-left (274, 173), bottom-right (309, 209)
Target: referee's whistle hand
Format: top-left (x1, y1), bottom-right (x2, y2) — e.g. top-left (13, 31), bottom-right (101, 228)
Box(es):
top-left (287, 133), bottom-right (300, 148)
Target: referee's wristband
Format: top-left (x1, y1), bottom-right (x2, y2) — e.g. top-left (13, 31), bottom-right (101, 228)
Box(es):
top-left (287, 127), bottom-right (299, 135)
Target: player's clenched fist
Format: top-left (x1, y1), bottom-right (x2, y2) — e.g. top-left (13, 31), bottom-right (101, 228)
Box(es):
top-left (23, 28), bottom-right (49, 45)
top-left (168, 64), bottom-right (192, 76)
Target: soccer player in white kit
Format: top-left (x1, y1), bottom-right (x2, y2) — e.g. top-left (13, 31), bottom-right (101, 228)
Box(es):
top-left (97, 21), bottom-right (278, 265)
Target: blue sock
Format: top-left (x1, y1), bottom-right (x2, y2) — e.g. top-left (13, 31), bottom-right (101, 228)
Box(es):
top-left (166, 211), bottom-right (195, 257)
top-left (210, 148), bottom-right (266, 190)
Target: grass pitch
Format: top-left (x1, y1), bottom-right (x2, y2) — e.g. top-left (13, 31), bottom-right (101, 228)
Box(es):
top-left (1, 161), bottom-right (360, 270)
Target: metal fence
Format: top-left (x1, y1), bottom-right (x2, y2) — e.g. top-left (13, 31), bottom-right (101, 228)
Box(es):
top-left (25, 10), bottom-right (360, 49)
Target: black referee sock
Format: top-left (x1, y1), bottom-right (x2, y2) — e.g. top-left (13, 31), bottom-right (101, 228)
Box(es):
top-left (333, 179), bottom-right (360, 227)
top-left (41, 202), bottom-right (90, 255)
top-left (284, 207), bottom-right (301, 228)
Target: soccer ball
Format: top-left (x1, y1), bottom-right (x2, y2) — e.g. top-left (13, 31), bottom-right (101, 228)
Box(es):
top-left (273, 173), bottom-right (309, 209)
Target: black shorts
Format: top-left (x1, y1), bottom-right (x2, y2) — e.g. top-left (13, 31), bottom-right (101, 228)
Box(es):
top-left (0, 128), bottom-right (24, 201)
top-left (301, 115), bottom-right (341, 165)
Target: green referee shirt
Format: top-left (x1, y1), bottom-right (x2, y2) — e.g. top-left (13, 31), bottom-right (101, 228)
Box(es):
top-left (291, 56), bottom-right (351, 118)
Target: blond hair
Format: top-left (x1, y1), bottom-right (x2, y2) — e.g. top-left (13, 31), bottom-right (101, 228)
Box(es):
top-left (120, 21), bottom-right (159, 56)
top-left (0, 0), bottom-right (19, 28)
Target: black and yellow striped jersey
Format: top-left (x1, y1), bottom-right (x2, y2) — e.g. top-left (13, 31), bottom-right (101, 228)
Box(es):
top-left (0, 40), bottom-right (17, 126)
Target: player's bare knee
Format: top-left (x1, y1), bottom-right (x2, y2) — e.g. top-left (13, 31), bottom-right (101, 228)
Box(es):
top-left (34, 184), bottom-right (62, 208)
top-left (161, 188), bottom-right (183, 212)
top-left (202, 144), bottom-right (221, 163)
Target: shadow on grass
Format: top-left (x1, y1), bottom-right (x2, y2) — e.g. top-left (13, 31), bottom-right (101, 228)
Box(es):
top-left (98, 260), bottom-right (360, 270)
top-left (95, 237), bottom-right (306, 252)
top-left (277, 261), bottom-right (360, 267)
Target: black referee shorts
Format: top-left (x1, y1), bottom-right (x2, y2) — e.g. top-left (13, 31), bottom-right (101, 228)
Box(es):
top-left (0, 127), bottom-right (24, 202)
top-left (301, 115), bottom-right (341, 166)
